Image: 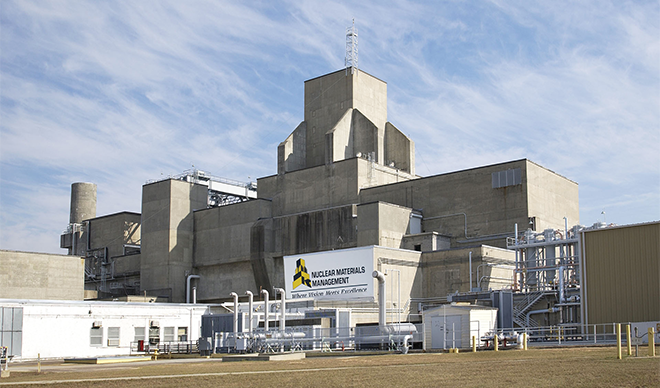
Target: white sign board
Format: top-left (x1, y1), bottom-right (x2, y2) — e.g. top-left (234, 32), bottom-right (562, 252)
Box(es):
top-left (284, 246), bottom-right (374, 301)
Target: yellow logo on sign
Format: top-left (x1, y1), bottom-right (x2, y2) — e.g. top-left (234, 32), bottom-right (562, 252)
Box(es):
top-left (292, 258), bottom-right (311, 289)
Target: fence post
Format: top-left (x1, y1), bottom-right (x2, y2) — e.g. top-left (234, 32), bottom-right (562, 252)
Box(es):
top-left (494, 334), bottom-right (499, 352)
top-left (472, 336), bottom-right (476, 352)
top-left (593, 324), bottom-right (597, 344)
top-left (616, 324), bottom-right (622, 360)
top-left (523, 333), bottom-right (528, 350)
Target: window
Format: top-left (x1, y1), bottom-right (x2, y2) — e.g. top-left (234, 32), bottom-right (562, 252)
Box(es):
top-left (90, 327), bottom-right (103, 346)
top-left (107, 327), bottom-right (120, 347)
top-left (492, 168), bottom-right (522, 189)
top-left (134, 327), bottom-right (145, 342)
top-left (178, 327), bottom-right (188, 342)
top-left (164, 327), bottom-right (175, 342)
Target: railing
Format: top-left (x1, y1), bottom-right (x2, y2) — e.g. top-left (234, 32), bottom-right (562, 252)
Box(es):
top-left (130, 340), bottom-right (198, 355)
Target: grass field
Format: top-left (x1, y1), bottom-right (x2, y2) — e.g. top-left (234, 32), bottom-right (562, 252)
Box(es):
top-left (1, 347), bottom-right (658, 387)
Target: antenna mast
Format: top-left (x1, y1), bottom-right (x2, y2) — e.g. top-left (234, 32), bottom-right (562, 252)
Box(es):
top-left (345, 19), bottom-right (358, 74)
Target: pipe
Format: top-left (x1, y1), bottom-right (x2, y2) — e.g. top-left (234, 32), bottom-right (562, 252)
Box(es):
top-left (372, 271), bottom-right (386, 332)
top-left (192, 287), bottom-right (197, 304)
top-left (261, 289), bottom-right (269, 332)
top-left (274, 288), bottom-right (286, 333)
top-left (186, 275), bottom-right (200, 304)
top-left (526, 307), bottom-right (559, 327)
top-left (230, 292), bottom-right (239, 336)
top-left (469, 251), bottom-right (472, 292)
top-left (245, 291), bottom-right (254, 333)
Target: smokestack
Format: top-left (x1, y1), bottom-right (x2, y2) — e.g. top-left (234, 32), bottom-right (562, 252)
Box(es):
top-left (70, 182), bottom-right (97, 224)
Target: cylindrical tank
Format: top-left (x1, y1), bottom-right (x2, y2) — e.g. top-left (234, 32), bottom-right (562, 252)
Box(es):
top-left (69, 182), bottom-right (97, 224)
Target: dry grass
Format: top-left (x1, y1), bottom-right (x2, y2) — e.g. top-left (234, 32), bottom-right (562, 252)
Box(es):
top-left (2, 347), bottom-right (659, 388)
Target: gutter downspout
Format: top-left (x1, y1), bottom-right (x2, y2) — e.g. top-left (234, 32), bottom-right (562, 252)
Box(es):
top-left (261, 289), bottom-right (269, 332)
top-left (372, 271), bottom-right (386, 332)
top-left (186, 275), bottom-right (200, 304)
top-left (245, 291), bottom-right (254, 334)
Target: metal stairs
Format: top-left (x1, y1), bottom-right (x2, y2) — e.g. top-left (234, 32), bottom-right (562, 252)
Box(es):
top-left (513, 291), bottom-right (546, 328)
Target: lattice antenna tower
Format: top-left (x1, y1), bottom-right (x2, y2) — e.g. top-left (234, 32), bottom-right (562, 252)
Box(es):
top-left (345, 19), bottom-right (358, 74)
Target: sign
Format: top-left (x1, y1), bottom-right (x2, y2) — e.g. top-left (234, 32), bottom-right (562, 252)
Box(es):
top-left (284, 246), bottom-right (374, 301)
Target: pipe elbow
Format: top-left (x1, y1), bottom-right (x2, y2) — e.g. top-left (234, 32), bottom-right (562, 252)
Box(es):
top-left (372, 270), bottom-right (385, 282)
top-left (245, 290), bottom-right (253, 297)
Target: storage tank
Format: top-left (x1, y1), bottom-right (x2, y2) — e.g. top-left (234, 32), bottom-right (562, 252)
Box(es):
top-left (69, 182), bottom-right (97, 224)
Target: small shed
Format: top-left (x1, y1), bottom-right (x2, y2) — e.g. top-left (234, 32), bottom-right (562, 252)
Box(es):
top-left (422, 304), bottom-right (497, 350)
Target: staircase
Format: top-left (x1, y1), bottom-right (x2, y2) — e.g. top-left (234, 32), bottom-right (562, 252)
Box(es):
top-left (513, 291), bottom-right (546, 328)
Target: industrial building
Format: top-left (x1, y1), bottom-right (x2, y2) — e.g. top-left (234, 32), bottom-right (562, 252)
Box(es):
top-left (2, 49), bottom-right (658, 359)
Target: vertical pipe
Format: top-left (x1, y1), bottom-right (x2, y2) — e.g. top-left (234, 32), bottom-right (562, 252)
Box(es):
top-left (245, 291), bottom-right (254, 333)
top-left (523, 333), bottom-right (528, 350)
top-left (626, 324), bottom-right (632, 356)
top-left (469, 251), bottom-right (473, 292)
top-left (261, 289), bottom-right (269, 332)
top-left (616, 323), bottom-right (622, 359)
top-left (472, 336), bottom-right (476, 352)
top-left (186, 275), bottom-right (200, 304)
top-left (274, 288), bottom-right (286, 333)
top-left (230, 292), bottom-right (239, 337)
top-left (372, 271), bottom-right (386, 332)
top-left (594, 324), bottom-right (597, 344)
top-left (192, 287), bottom-right (197, 304)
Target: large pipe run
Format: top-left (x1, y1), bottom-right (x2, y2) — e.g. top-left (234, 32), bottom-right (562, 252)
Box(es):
top-left (245, 291), bottom-right (254, 333)
top-left (372, 271), bottom-right (386, 332)
top-left (261, 289), bottom-right (269, 332)
top-left (230, 292), bottom-right (239, 336)
top-left (186, 275), bottom-right (200, 304)
top-left (274, 288), bottom-right (286, 332)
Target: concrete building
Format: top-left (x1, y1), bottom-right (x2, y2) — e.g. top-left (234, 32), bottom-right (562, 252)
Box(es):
top-left (54, 67), bottom-right (579, 325)
top-left (59, 68), bottom-right (578, 304)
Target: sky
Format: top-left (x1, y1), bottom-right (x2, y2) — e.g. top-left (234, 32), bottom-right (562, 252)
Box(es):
top-left (1, 0), bottom-right (658, 254)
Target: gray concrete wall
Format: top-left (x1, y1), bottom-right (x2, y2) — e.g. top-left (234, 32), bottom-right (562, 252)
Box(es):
top-left (360, 160), bottom-right (531, 248)
top-left (526, 160), bottom-right (580, 229)
top-left (0, 250), bottom-right (84, 300)
top-left (421, 246), bottom-right (515, 298)
top-left (373, 246), bottom-right (423, 321)
top-left (278, 121), bottom-right (306, 174)
top-left (384, 122), bottom-right (415, 175)
top-left (357, 202), bottom-right (413, 249)
top-left (304, 70), bottom-right (387, 168)
top-left (140, 179), bottom-right (207, 302)
top-left (88, 212), bottom-right (141, 259)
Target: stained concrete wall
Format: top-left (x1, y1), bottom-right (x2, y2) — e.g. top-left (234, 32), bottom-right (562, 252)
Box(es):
top-left (357, 202), bottom-right (414, 249)
top-left (141, 179), bottom-right (207, 302)
top-left (359, 159), bottom-right (578, 248)
top-left (421, 246), bottom-right (515, 298)
top-left (193, 199), bottom-right (272, 301)
top-left (0, 250), bottom-right (84, 300)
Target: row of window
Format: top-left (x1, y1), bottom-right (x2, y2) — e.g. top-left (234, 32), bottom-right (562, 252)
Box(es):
top-left (89, 326), bottom-right (188, 347)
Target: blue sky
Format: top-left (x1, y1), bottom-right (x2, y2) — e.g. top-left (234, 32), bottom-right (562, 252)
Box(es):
top-left (1, 1), bottom-right (658, 254)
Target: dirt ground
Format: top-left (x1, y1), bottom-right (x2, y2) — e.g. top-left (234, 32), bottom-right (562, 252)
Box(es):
top-left (1, 346), bottom-right (658, 387)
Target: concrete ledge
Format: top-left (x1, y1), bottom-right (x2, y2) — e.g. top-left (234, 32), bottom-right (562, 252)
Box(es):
top-left (222, 353), bottom-right (306, 362)
top-left (64, 356), bottom-right (152, 364)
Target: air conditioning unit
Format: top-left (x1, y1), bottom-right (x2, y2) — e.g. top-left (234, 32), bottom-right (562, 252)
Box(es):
top-left (150, 320), bottom-right (160, 327)
top-left (92, 321), bottom-right (102, 328)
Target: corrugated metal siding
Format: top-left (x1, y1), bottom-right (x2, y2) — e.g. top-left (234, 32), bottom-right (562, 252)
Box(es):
top-left (584, 222), bottom-right (660, 324)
